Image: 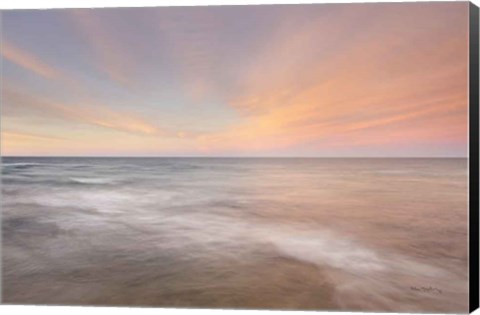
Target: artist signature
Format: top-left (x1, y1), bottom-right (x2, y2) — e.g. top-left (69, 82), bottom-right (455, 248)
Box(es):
top-left (410, 286), bottom-right (442, 294)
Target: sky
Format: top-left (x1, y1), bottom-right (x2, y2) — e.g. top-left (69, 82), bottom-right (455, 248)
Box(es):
top-left (1, 2), bottom-right (469, 157)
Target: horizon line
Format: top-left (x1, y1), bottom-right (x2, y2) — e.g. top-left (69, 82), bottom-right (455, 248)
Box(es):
top-left (0, 155), bottom-right (469, 159)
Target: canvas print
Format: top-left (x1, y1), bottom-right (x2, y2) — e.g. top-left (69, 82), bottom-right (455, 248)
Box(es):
top-left (0, 1), bottom-right (475, 313)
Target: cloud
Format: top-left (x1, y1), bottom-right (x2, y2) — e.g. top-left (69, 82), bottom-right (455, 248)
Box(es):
top-left (69, 9), bottom-right (134, 86)
top-left (2, 41), bottom-right (63, 79)
top-left (2, 131), bottom-right (65, 142)
top-left (3, 87), bottom-right (164, 136)
top-left (156, 8), bottom-right (225, 101)
top-left (197, 2), bottom-right (468, 156)
top-left (1, 3), bottom-right (469, 157)
top-left (1, 130), bottom-right (69, 156)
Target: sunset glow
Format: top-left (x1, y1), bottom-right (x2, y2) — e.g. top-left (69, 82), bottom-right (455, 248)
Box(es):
top-left (1, 2), bottom-right (469, 157)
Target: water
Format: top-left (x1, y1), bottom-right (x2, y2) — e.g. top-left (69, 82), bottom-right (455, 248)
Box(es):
top-left (1, 157), bottom-right (468, 312)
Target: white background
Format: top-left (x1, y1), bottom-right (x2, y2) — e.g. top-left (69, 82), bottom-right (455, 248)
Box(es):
top-left (0, 0), bottom-right (479, 315)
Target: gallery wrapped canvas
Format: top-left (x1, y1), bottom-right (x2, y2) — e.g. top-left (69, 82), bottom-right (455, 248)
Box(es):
top-left (1, 1), bottom-right (479, 313)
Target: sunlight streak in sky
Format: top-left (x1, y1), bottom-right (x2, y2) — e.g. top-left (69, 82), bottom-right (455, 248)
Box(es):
top-left (1, 2), bottom-right (469, 156)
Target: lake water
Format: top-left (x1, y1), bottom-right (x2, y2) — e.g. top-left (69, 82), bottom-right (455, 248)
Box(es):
top-left (1, 157), bottom-right (469, 312)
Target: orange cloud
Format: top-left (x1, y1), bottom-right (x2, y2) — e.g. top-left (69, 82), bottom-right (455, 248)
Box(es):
top-left (3, 88), bottom-right (163, 136)
top-left (2, 131), bottom-right (65, 142)
top-left (1, 3), bottom-right (469, 157)
top-left (1, 131), bottom-right (66, 156)
top-left (196, 3), bottom-right (468, 155)
top-left (2, 41), bottom-right (63, 79)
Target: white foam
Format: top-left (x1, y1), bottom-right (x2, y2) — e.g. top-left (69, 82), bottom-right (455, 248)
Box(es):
top-left (69, 177), bottom-right (117, 184)
top-left (265, 230), bottom-right (387, 272)
top-left (263, 227), bottom-right (447, 278)
top-left (26, 187), bottom-right (179, 214)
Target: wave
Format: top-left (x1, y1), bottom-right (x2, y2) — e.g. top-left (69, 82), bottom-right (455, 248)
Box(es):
top-left (266, 230), bottom-right (387, 272)
top-left (2, 162), bottom-right (92, 170)
top-left (68, 177), bottom-right (118, 185)
top-left (2, 162), bottom-right (45, 168)
top-left (266, 228), bottom-right (447, 278)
